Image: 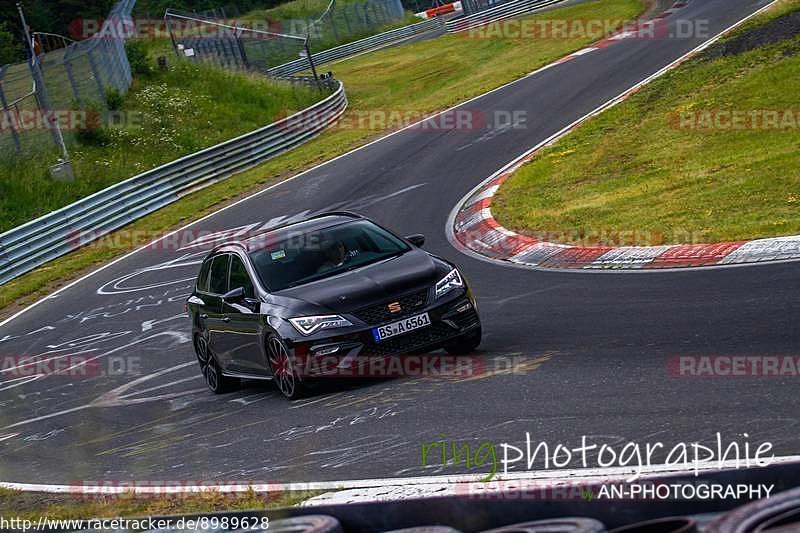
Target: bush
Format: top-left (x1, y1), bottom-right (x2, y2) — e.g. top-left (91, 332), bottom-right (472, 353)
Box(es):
top-left (0, 23), bottom-right (22, 65)
top-left (125, 40), bottom-right (153, 77)
top-left (105, 87), bottom-right (124, 111)
top-left (75, 102), bottom-right (111, 147)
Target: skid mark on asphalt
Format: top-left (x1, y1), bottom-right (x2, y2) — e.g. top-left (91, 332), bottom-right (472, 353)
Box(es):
top-left (246, 435), bottom-right (411, 475)
top-left (0, 338), bottom-right (195, 431)
top-left (459, 352), bottom-right (556, 382)
top-left (95, 407), bottom-right (257, 458)
top-left (479, 286), bottom-right (568, 306)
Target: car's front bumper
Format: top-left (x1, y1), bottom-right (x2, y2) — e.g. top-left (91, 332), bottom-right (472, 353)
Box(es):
top-left (288, 289), bottom-right (480, 378)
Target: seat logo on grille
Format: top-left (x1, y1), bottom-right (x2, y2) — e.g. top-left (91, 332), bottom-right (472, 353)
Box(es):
top-left (388, 302), bottom-right (402, 314)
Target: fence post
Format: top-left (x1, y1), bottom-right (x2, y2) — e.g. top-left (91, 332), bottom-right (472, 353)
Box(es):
top-left (362, 3), bottom-right (371, 26)
top-left (116, 39), bottom-right (128, 91)
top-left (166, 12), bottom-right (182, 58)
top-left (329, 12), bottom-right (340, 42)
top-left (303, 39), bottom-right (320, 84)
top-left (341, 8), bottom-right (353, 34)
top-left (236, 28), bottom-right (250, 70)
top-left (63, 46), bottom-right (81, 103)
top-left (0, 67), bottom-right (22, 154)
top-left (86, 45), bottom-right (108, 103)
top-left (101, 40), bottom-right (122, 94)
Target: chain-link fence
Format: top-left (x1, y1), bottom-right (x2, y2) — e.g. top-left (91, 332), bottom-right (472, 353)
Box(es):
top-left (165, 0), bottom-right (406, 76)
top-left (0, 0), bottom-right (135, 158)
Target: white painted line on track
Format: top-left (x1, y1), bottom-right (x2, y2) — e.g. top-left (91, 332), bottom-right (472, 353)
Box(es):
top-left (2, 455), bottom-right (799, 494)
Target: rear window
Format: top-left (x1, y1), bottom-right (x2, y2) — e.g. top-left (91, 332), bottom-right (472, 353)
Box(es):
top-left (248, 220), bottom-right (409, 291)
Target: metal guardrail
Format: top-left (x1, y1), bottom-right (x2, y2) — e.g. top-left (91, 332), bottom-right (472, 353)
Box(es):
top-left (267, 17), bottom-right (445, 77)
top-left (0, 81), bottom-right (347, 286)
top-left (445, 0), bottom-right (564, 32)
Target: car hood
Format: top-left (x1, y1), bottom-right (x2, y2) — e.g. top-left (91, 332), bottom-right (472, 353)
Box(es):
top-left (271, 249), bottom-right (449, 314)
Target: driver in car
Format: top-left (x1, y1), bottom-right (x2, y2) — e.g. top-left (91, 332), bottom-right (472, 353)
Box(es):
top-left (317, 239), bottom-right (350, 274)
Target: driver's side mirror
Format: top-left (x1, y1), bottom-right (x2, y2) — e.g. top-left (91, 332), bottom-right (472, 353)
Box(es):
top-left (405, 234), bottom-right (425, 247)
top-left (222, 286), bottom-right (246, 302)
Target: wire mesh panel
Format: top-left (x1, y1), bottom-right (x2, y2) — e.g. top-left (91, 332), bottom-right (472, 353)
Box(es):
top-left (166, 0), bottom-right (407, 76)
top-left (0, 0), bottom-right (135, 157)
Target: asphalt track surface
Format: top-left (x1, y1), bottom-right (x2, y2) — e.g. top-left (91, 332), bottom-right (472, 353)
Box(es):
top-left (1, 0), bottom-right (797, 486)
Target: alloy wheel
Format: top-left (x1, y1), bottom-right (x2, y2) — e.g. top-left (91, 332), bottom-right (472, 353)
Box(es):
top-left (267, 336), bottom-right (296, 399)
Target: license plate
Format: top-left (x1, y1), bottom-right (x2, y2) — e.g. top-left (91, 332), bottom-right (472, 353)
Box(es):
top-left (372, 312), bottom-right (431, 342)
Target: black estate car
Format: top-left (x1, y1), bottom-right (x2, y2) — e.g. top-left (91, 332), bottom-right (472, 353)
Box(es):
top-left (187, 212), bottom-right (482, 399)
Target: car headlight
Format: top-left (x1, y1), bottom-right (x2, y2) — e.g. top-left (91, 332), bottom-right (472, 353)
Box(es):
top-left (435, 268), bottom-right (464, 299)
top-left (289, 315), bottom-right (353, 336)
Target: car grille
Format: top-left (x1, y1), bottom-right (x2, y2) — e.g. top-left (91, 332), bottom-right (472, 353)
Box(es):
top-left (449, 308), bottom-right (480, 331)
top-left (351, 289), bottom-right (429, 325)
top-left (359, 322), bottom-right (457, 357)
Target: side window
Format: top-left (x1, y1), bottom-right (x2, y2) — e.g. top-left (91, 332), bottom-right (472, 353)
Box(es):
top-left (196, 258), bottom-right (212, 292)
top-left (229, 255), bottom-right (256, 299)
top-left (209, 254), bottom-right (230, 295)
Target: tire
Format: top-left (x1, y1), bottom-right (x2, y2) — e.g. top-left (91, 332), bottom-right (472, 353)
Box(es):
top-left (267, 335), bottom-right (308, 400)
top-left (195, 335), bottom-right (239, 394)
top-left (445, 327), bottom-right (482, 355)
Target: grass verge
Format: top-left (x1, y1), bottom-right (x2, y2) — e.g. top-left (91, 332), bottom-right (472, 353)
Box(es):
top-left (0, 487), bottom-right (322, 520)
top-left (0, 0), bottom-right (644, 317)
top-left (492, 0), bottom-right (800, 245)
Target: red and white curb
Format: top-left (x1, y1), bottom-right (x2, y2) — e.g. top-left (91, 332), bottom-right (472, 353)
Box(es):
top-left (448, 0), bottom-right (797, 271)
top-left (450, 165), bottom-right (800, 271)
top-left (551, 1), bottom-right (691, 67)
top-left (416, 1), bottom-right (463, 19)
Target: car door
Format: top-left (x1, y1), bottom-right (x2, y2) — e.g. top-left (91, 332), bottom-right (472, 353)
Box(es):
top-left (218, 253), bottom-right (268, 376)
top-left (189, 256), bottom-right (213, 332)
top-left (205, 253), bottom-right (230, 369)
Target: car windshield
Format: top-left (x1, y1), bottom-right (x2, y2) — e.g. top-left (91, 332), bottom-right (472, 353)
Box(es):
top-left (248, 219), bottom-right (410, 291)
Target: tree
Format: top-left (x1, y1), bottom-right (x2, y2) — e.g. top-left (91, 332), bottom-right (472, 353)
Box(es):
top-left (0, 22), bottom-right (23, 64)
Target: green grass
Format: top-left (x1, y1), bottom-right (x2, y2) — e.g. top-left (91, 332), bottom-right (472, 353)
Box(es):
top-left (492, 0), bottom-right (800, 245)
top-left (0, 0), bottom-right (644, 316)
top-left (0, 486), bottom-right (322, 520)
top-left (0, 56), bottom-right (325, 232)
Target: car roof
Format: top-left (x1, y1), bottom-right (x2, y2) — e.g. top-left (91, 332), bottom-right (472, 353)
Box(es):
top-left (209, 212), bottom-right (364, 254)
